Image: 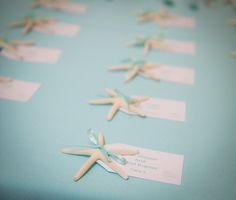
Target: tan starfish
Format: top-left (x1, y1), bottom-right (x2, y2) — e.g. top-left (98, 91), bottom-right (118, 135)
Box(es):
top-left (232, 51), bottom-right (236, 57)
top-left (0, 37), bottom-right (34, 59)
top-left (128, 35), bottom-right (169, 54)
top-left (10, 16), bottom-right (55, 35)
top-left (62, 129), bottom-right (139, 181)
top-left (138, 7), bottom-right (176, 25)
top-left (227, 19), bottom-right (236, 26)
top-left (0, 76), bottom-right (13, 83)
top-left (89, 88), bottom-right (149, 121)
top-left (109, 58), bottom-right (161, 82)
top-left (31, 0), bottom-right (69, 9)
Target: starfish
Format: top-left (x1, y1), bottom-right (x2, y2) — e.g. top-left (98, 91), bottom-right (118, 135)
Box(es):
top-left (62, 129), bottom-right (139, 181)
top-left (128, 35), bottom-right (169, 54)
top-left (109, 58), bottom-right (161, 82)
top-left (31, 0), bottom-right (69, 9)
top-left (227, 19), bottom-right (236, 26)
top-left (0, 37), bottom-right (34, 59)
top-left (138, 7), bottom-right (176, 24)
top-left (232, 51), bottom-right (236, 57)
top-left (89, 88), bottom-right (149, 121)
top-left (10, 16), bottom-right (55, 35)
top-left (0, 76), bottom-right (13, 84)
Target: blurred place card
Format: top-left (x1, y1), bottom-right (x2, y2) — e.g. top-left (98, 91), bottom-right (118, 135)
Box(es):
top-left (34, 22), bottom-right (80, 37)
top-left (157, 17), bottom-right (195, 27)
top-left (44, 2), bottom-right (86, 13)
top-left (123, 97), bottom-right (186, 122)
top-left (98, 143), bottom-right (184, 185)
top-left (154, 39), bottom-right (196, 55)
top-left (151, 65), bottom-right (195, 84)
top-left (1, 46), bottom-right (61, 64)
top-left (0, 76), bottom-right (40, 102)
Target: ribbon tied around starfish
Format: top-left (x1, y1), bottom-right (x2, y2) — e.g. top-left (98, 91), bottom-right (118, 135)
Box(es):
top-left (62, 129), bottom-right (139, 181)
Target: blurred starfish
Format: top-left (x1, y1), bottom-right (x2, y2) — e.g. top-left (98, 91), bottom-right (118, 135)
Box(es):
top-left (109, 58), bottom-right (161, 82)
top-left (232, 51), bottom-right (236, 57)
top-left (89, 88), bottom-right (149, 121)
top-left (62, 129), bottom-right (139, 181)
top-left (0, 76), bottom-right (13, 84)
top-left (227, 19), bottom-right (236, 26)
top-left (128, 35), bottom-right (169, 54)
top-left (0, 37), bottom-right (34, 59)
top-left (138, 7), bottom-right (176, 24)
top-left (31, 0), bottom-right (69, 9)
top-left (10, 16), bottom-right (55, 35)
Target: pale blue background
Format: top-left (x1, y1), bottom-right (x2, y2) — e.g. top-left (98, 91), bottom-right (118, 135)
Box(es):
top-left (0, 0), bottom-right (236, 199)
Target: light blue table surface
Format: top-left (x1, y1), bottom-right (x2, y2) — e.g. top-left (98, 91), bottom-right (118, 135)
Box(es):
top-left (0, 0), bottom-right (236, 199)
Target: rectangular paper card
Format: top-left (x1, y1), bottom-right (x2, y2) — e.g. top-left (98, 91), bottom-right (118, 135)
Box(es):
top-left (151, 65), bottom-right (195, 84)
top-left (123, 97), bottom-right (186, 122)
top-left (154, 39), bottom-right (196, 55)
top-left (98, 143), bottom-right (184, 185)
top-left (156, 17), bottom-right (196, 27)
top-left (0, 77), bottom-right (40, 102)
top-left (34, 22), bottom-right (80, 37)
top-left (44, 2), bottom-right (86, 13)
top-left (1, 46), bottom-right (61, 64)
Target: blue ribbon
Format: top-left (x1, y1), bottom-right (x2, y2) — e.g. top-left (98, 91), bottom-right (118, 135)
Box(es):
top-left (87, 129), bottom-right (127, 165)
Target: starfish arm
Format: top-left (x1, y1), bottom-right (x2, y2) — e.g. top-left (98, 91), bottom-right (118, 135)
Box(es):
top-left (142, 69), bottom-right (160, 80)
top-left (131, 96), bottom-right (150, 104)
top-left (102, 158), bottom-right (128, 180)
top-left (22, 21), bottom-right (34, 35)
top-left (11, 40), bottom-right (34, 46)
top-left (98, 134), bottom-right (105, 146)
top-left (106, 88), bottom-right (118, 97)
top-left (144, 63), bottom-right (161, 68)
top-left (9, 20), bottom-right (25, 27)
top-left (106, 146), bottom-right (139, 156)
top-left (89, 98), bottom-right (114, 105)
top-left (73, 153), bottom-right (98, 181)
top-left (4, 48), bottom-right (22, 59)
top-left (109, 65), bottom-right (130, 71)
top-left (125, 67), bottom-right (139, 82)
top-left (107, 102), bottom-right (121, 121)
top-left (128, 105), bottom-right (146, 117)
top-left (62, 148), bottom-right (95, 156)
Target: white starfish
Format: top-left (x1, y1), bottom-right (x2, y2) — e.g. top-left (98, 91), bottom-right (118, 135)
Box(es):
top-left (10, 16), bottom-right (55, 35)
top-left (109, 59), bottom-right (161, 82)
top-left (0, 37), bottom-right (34, 59)
top-left (62, 130), bottom-right (139, 181)
top-left (89, 88), bottom-right (149, 121)
top-left (128, 35), bottom-right (169, 55)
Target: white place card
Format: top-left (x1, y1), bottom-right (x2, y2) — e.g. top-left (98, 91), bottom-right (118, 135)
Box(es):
top-left (34, 22), bottom-right (80, 37)
top-left (150, 65), bottom-right (195, 84)
top-left (98, 143), bottom-right (184, 185)
top-left (1, 46), bottom-right (61, 64)
top-left (0, 77), bottom-right (40, 102)
top-left (156, 17), bottom-right (196, 27)
top-left (153, 39), bottom-right (196, 55)
top-left (123, 97), bottom-right (186, 122)
top-left (44, 2), bottom-right (86, 13)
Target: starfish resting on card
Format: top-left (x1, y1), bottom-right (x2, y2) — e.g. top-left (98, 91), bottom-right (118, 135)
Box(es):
top-left (31, 0), bottom-right (69, 9)
top-left (0, 37), bottom-right (34, 59)
top-left (89, 88), bottom-right (149, 121)
top-left (128, 35), bottom-right (169, 54)
top-left (10, 16), bottom-right (55, 35)
top-left (109, 58), bottom-right (161, 82)
top-left (62, 129), bottom-right (139, 181)
top-left (138, 7), bottom-right (176, 25)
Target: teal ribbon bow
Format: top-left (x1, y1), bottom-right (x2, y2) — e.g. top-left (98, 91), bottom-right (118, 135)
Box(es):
top-left (87, 129), bottom-right (127, 165)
